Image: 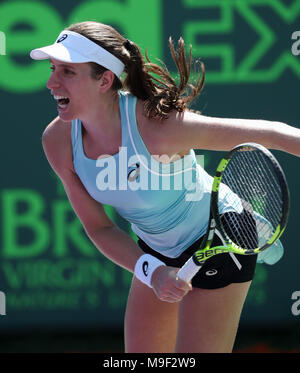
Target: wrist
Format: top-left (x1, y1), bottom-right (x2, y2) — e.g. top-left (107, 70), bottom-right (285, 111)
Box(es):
top-left (134, 254), bottom-right (166, 288)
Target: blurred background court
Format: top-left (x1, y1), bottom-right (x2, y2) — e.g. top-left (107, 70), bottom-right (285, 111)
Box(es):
top-left (0, 0), bottom-right (299, 353)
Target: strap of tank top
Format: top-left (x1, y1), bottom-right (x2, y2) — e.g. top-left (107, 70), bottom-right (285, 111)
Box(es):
top-left (71, 119), bottom-right (83, 159)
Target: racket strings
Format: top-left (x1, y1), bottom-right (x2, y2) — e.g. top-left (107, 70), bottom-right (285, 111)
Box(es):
top-left (221, 206), bottom-right (258, 250)
top-left (244, 150), bottom-right (283, 228)
top-left (220, 148), bottom-right (283, 249)
top-left (251, 151), bottom-right (283, 220)
top-left (233, 152), bottom-right (281, 238)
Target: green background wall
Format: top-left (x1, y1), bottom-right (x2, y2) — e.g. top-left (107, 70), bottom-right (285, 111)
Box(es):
top-left (0, 0), bottom-right (299, 335)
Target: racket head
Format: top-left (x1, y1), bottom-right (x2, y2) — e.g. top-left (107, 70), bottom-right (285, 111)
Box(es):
top-left (211, 143), bottom-right (290, 255)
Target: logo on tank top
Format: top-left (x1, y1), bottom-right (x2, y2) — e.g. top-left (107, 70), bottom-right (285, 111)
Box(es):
top-left (142, 261), bottom-right (149, 277)
top-left (127, 163), bottom-right (140, 182)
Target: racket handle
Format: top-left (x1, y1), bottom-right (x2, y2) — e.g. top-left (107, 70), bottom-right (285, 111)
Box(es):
top-left (177, 256), bottom-right (202, 283)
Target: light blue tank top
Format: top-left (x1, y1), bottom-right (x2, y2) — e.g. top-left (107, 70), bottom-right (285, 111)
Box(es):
top-left (71, 91), bottom-right (283, 263)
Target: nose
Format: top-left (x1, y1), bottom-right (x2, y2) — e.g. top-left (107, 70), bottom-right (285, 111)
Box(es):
top-left (47, 71), bottom-right (60, 90)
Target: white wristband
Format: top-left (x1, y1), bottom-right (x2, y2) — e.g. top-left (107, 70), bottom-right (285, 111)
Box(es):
top-left (134, 254), bottom-right (166, 288)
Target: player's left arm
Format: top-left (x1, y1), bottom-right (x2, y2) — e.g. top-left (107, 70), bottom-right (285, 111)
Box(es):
top-left (167, 110), bottom-right (300, 157)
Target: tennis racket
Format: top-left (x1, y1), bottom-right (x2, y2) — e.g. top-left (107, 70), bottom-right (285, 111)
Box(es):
top-left (177, 142), bottom-right (290, 282)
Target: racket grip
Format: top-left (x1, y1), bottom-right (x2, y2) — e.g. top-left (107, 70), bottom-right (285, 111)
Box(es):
top-left (177, 256), bottom-right (202, 283)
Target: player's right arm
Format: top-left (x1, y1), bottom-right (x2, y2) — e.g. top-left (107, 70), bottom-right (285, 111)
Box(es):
top-left (41, 117), bottom-right (142, 273)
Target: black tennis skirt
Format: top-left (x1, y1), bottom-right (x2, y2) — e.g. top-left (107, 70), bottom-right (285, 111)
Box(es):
top-left (137, 232), bottom-right (257, 289)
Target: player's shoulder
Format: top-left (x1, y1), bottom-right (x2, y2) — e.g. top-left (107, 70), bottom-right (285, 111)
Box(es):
top-left (42, 116), bottom-right (71, 144)
top-left (42, 116), bottom-right (74, 174)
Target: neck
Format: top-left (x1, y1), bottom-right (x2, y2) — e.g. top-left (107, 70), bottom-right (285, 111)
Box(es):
top-left (80, 90), bottom-right (120, 139)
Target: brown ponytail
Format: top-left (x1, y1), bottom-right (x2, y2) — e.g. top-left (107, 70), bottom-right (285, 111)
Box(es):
top-left (67, 21), bottom-right (205, 121)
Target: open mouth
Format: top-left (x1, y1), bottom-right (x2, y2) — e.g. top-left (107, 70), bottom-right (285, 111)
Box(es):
top-left (54, 95), bottom-right (70, 109)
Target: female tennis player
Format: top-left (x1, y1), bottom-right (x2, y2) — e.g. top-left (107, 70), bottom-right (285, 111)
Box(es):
top-left (30, 21), bottom-right (300, 353)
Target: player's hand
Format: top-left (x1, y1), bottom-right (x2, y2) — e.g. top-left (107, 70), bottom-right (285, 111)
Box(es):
top-left (150, 265), bottom-right (192, 303)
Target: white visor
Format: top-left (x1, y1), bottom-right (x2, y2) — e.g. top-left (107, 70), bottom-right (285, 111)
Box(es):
top-left (30, 30), bottom-right (125, 78)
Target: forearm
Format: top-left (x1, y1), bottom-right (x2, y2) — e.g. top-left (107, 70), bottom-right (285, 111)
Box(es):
top-left (87, 225), bottom-right (143, 273)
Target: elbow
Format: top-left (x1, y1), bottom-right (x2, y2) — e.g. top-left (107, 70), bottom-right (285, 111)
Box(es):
top-left (270, 122), bottom-right (292, 151)
top-left (85, 223), bottom-right (115, 242)
top-left (267, 121), bottom-right (300, 157)
top-left (253, 121), bottom-right (286, 151)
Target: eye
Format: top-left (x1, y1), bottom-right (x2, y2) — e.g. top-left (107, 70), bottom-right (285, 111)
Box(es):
top-left (64, 68), bottom-right (74, 75)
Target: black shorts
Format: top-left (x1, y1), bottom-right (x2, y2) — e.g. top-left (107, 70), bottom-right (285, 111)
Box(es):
top-left (137, 233), bottom-right (257, 289)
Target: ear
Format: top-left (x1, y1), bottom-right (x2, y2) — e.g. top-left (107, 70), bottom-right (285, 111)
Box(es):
top-left (98, 70), bottom-right (115, 92)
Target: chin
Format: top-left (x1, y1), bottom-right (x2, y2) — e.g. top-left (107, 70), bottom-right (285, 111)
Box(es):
top-left (58, 111), bottom-right (77, 122)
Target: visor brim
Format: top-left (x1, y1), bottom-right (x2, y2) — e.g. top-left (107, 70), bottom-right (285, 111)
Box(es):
top-left (30, 43), bottom-right (89, 63)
